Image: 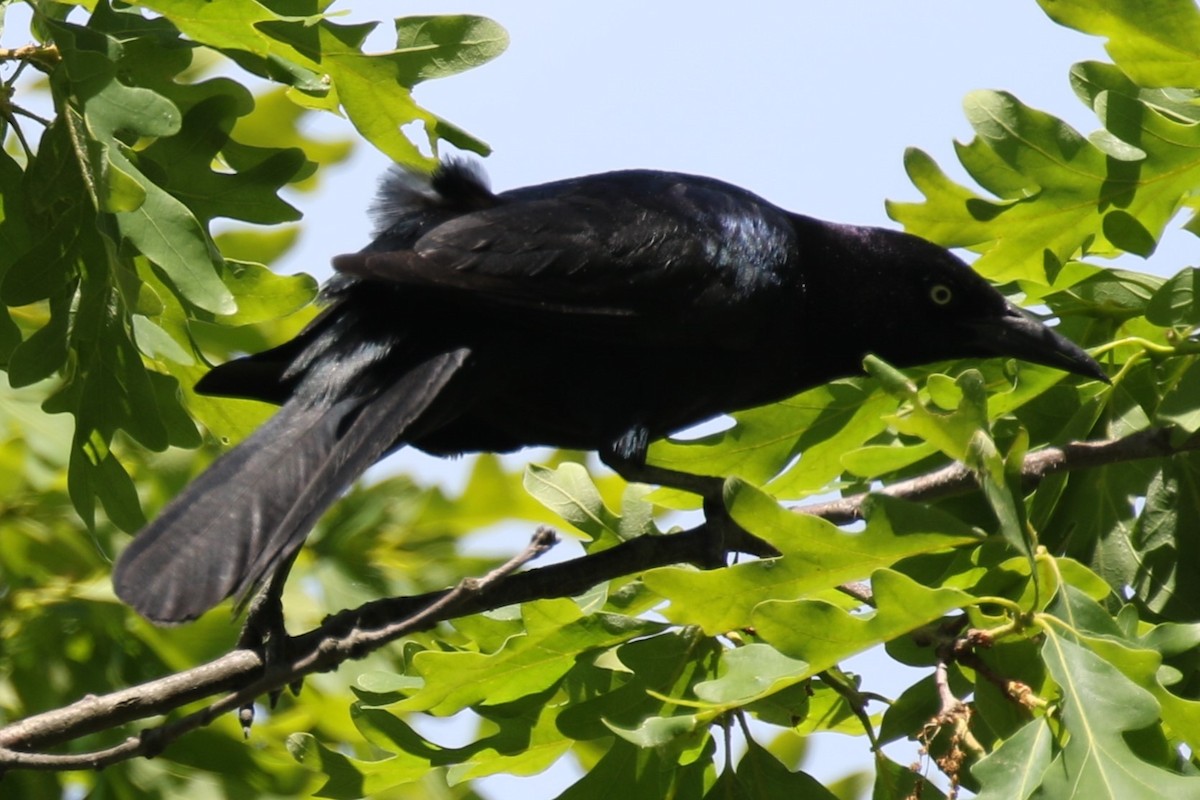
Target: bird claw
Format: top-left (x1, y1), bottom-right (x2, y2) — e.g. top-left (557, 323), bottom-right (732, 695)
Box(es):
top-left (234, 589), bottom-right (296, 732)
top-left (238, 704), bottom-right (255, 738)
top-left (602, 434), bottom-right (777, 564)
top-left (700, 490), bottom-right (780, 566)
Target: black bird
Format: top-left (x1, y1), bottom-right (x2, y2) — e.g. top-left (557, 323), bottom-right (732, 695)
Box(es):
top-left (113, 161), bottom-right (1107, 623)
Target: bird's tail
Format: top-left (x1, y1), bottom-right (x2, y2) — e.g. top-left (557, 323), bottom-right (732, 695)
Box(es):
top-left (113, 349), bottom-right (470, 623)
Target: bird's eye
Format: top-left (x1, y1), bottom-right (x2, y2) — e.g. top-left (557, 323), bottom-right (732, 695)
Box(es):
top-left (930, 284), bottom-right (953, 306)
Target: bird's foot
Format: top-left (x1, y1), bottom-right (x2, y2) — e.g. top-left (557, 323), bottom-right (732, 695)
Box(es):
top-left (235, 590), bottom-right (296, 735)
top-left (601, 436), bottom-right (778, 564)
top-left (700, 485), bottom-right (780, 566)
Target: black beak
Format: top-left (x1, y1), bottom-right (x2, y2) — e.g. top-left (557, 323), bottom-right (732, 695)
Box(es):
top-left (968, 305), bottom-right (1109, 383)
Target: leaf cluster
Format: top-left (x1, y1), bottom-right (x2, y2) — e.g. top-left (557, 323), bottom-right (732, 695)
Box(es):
top-left (0, 0), bottom-right (506, 532)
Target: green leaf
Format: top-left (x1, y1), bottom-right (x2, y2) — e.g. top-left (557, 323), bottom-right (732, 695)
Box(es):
top-left (753, 570), bottom-right (972, 677)
top-left (1035, 0), bottom-right (1200, 87)
top-left (648, 379), bottom-right (896, 499)
top-left (1156, 361), bottom-right (1200, 439)
top-left (871, 362), bottom-right (989, 463)
top-left (784, 679), bottom-right (865, 735)
top-left (556, 629), bottom-right (721, 741)
top-left (1038, 629), bottom-right (1200, 798)
top-left (840, 440), bottom-right (939, 479)
top-left (231, 88), bottom-right (354, 180)
top-left (867, 362), bottom-right (1032, 556)
top-left (691, 644), bottom-right (810, 705)
top-left (213, 226), bottom-right (300, 265)
top-left (1036, 458), bottom-right (1151, 594)
top-left (1045, 265), bottom-right (1163, 318)
top-left (131, 315), bottom-right (193, 364)
top-left (214, 260), bottom-right (318, 326)
top-left (523, 462), bottom-right (621, 541)
top-left (0, 156), bottom-right (27, 360)
top-left (445, 702), bottom-right (574, 786)
top-left (878, 673), bottom-right (961, 746)
top-left (705, 739), bottom-right (839, 799)
top-left (385, 600), bottom-right (662, 715)
top-left (558, 739), bottom-right (718, 800)
top-left (874, 751), bottom-right (946, 800)
top-left (46, 18), bottom-right (236, 315)
top-left (889, 67), bottom-right (1200, 284)
top-left (1102, 210), bottom-right (1157, 257)
top-left (971, 718), bottom-right (1053, 800)
top-left (1, 120), bottom-right (84, 309)
top-left (110, 146), bottom-right (235, 315)
top-left (844, 359), bottom-right (1071, 480)
top-left (8, 291), bottom-right (72, 388)
top-left (1130, 455), bottom-right (1200, 619)
top-left (56, 40), bottom-right (182, 141)
top-left (643, 483), bottom-right (982, 634)
top-left (391, 15), bottom-right (511, 84)
top-left (140, 1), bottom-right (506, 163)
top-left (92, 449), bottom-right (147, 531)
top-left (346, 697), bottom-right (572, 788)
top-left (1139, 619), bottom-right (1200, 659)
top-left (288, 732), bottom-right (432, 799)
top-left (1146, 267), bottom-right (1200, 326)
top-left (1046, 584), bottom-right (1200, 754)
top-left (606, 713), bottom-right (702, 748)
top-left (136, 94), bottom-right (307, 225)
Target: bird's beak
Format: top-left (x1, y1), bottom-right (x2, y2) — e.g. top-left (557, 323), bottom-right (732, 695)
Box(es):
top-left (968, 306), bottom-right (1110, 383)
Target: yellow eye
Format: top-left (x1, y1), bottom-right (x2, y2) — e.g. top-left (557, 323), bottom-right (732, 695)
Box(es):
top-left (930, 284), bottom-right (953, 306)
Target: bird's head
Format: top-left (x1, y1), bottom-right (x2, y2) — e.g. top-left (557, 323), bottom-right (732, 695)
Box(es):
top-left (803, 221), bottom-right (1108, 384)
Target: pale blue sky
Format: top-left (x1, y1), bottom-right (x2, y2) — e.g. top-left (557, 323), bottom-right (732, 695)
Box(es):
top-left (296, 3), bottom-right (1121, 261)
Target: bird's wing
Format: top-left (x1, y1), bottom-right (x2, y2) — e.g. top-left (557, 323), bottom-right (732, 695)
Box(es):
top-left (113, 348), bottom-right (470, 623)
top-left (332, 173), bottom-right (799, 338)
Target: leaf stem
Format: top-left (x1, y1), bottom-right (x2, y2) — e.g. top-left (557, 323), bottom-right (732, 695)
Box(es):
top-left (1093, 335), bottom-right (1200, 359)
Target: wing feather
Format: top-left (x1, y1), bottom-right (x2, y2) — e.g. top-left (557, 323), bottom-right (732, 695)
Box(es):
top-left (332, 171), bottom-right (800, 330)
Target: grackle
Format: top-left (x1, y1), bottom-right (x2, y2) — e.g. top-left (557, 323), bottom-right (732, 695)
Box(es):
top-left (113, 161), bottom-right (1107, 624)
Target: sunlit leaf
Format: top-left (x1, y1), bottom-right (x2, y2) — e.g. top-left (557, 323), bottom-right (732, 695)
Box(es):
top-left (384, 599), bottom-right (662, 716)
top-left (1035, 0), bottom-right (1200, 87)
top-left (1039, 629), bottom-right (1200, 798)
top-left (753, 570), bottom-right (973, 677)
top-left (971, 718), bottom-right (1053, 800)
top-left (643, 482), bottom-right (982, 634)
top-left (889, 64), bottom-right (1200, 285)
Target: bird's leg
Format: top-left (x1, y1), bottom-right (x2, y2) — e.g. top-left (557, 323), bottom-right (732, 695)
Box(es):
top-left (235, 550), bottom-right (300, 732)
top-left (601, 427), bottom-right (779, 565)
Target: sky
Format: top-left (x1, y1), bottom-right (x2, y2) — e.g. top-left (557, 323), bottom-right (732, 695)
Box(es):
top-left (3, 2), bottom-right (1184, 797)
top-left (274, 4), bottom-right (1142, 797)
top-left (251, 2), bottom-right (1197, 798)
top-left (296, 2), bottom-right (1121, 247)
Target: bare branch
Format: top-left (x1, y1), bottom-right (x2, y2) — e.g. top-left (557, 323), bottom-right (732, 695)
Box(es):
top-left (798, 427), bottom-right (1194, 524)
top-left (1, 529), bottom-right (560, 769)
top-left (0, 44), bottom-right (62, 71)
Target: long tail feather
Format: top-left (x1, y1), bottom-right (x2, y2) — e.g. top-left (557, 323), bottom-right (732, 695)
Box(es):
top-left (113, 349), bottom-right (469, 623)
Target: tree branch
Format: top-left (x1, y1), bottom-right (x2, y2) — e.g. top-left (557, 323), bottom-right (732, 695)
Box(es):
top-left (1, 427), bottom-right (1194, 772)
top-left (798, 427), bottom-right (1195, 524)
top-left (1, 529), bottom-right (560, 770)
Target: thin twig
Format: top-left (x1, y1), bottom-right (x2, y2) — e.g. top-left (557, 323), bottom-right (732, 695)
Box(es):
top-left (818, 670), bottom-right (882, 751)
top-left (0, 44), bottom-right (61, 70)
top-left (798, 427), bottom-right (1191, 524)
top-left (9, 104), bottom-right (51, 127)
top-left (955, 648), bottom-right (1048, 711)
